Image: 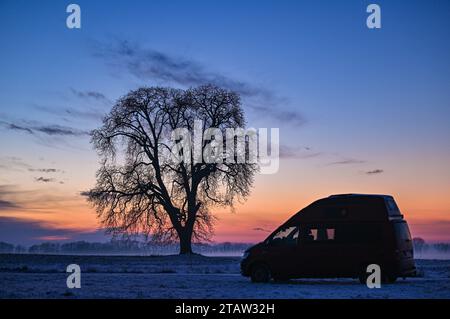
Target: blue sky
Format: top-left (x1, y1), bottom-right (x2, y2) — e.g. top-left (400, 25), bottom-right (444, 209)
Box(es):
top-left (1, 0), bottom-right (449, 244)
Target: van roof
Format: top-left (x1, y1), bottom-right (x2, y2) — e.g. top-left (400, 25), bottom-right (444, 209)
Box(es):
top-left (328, 193), bottom-right (393, 200)
top-left (284, 194), bottom-right (397, 224)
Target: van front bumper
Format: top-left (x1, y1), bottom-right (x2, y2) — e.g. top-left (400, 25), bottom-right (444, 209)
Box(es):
top-left (240, 258), bottom-right (251, 277)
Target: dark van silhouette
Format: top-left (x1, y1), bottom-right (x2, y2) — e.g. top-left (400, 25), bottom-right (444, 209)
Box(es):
top-left (241, 194), bottom-right (417, 283)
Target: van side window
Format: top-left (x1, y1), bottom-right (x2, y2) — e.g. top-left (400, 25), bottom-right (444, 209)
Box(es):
top-left (327, 228), bottom-right (335, 240)
top-left (269, 226), bottom-right (299, 246)
top-left (302, 227), bottom-right (335, 242)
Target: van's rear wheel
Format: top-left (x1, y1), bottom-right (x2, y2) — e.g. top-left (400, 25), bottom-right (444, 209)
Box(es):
top-left (250, 264), bottom-right (271, 283)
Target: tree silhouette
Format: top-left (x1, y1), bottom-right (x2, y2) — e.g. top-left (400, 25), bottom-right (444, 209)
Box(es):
top-left (86, 85), bottom-right (257, 254)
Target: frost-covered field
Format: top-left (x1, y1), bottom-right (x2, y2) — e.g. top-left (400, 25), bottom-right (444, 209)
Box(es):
top-left (0, 254), bottom-right (449, 299)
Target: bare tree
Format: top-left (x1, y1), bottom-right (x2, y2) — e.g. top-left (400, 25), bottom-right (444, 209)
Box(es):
top-left (86, 85), bottom-right (257, 254)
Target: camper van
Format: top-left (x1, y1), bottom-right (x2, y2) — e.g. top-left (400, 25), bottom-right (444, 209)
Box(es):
top-left (241, 194), bottom-right (416, 283)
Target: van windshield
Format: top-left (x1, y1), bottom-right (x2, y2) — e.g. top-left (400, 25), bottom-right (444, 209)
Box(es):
top-left (267, 226), bottom-right (299, 246)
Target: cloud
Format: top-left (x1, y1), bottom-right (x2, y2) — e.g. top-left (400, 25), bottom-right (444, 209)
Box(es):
top-left (34, 104), bottom-right (104, 122)
top-left (4, 122), bottom-right (34, 134)
top-left (64, 108), bottom-right (104, 121)
top-left (366, 169), bottom-right (384, 175)
top-left (0, 216), bottom-right (108, 246)
top-left (93, 39), bottom-right (305, 126)
top-left (0, 120), bottom-right (89, 137)
top-left (327, 158), bottom-right (366, 165)
top-left (0, 185), bottom-right (22, 210)
top-left (34, 177), bottom-right (55, 183)
top-left (279, 145), bottom-right (322, 159)
top-left (249, 105), bottom-right (306, 127)
top-left (0, 184), bottom-right (72, 208)
top-left (28, 168), bottom-right (61, 173)
top-left (0, 158), bottom-right (65, 183)
top-left (0, 199), bottom-right (20, 210)
top-left (94, 40), bottom-right (260, 96)
top-left (33, 124), bottom-right (88, 136)
top-left (70, 88), bottom-right (110, 103)
top-left (0, 156), bottom-right (32, 171)
top-left (36, 235), bottom-right (71, 241)
top-left (252, 227), bottom-right (271, 233)
top-left (0, 184), bottom-right (17, 195)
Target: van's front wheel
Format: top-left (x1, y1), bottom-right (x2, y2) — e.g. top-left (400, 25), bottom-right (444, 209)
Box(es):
top-left (250, 264), bottom-right (271, 283)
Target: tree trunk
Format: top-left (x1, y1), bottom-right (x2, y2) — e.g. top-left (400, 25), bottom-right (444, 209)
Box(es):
top-left (178, 228), bottom-right (193, 254)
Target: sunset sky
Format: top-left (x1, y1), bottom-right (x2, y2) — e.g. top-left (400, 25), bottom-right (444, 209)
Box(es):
top-left (1, 0), bottom-right (449, 245)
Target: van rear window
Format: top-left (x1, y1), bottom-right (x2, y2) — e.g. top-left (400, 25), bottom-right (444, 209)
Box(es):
top-left (386, 198), bottom-right (401, 216)
top-left (394, 222), bottom-right (412, 242)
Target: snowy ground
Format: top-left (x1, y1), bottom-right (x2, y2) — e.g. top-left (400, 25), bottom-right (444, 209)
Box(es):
top-left (0, 254), bottom-right (449, 298)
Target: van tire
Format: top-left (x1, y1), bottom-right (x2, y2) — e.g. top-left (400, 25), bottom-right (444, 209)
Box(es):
top-left (250, 263), bottom-right (271, 283)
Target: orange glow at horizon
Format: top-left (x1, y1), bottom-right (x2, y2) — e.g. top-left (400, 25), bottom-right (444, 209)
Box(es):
top-left (1, 158), bottom-right (449, 244)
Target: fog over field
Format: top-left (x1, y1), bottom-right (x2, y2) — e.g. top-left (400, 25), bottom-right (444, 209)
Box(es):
top-left (2, 240), bottom-right (450, 258)
top-left (0, 241), bottom-right (252, 256)
top-left (415, 249), bottom-right (450, 260)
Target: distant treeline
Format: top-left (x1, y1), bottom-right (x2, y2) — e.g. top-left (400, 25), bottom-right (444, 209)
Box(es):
top-left (412, 238), bottom-right (450, 253)
top-left (0, 238), bottom-right (449, 256)
top-left (0, 240), bottom-right (252, 256)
